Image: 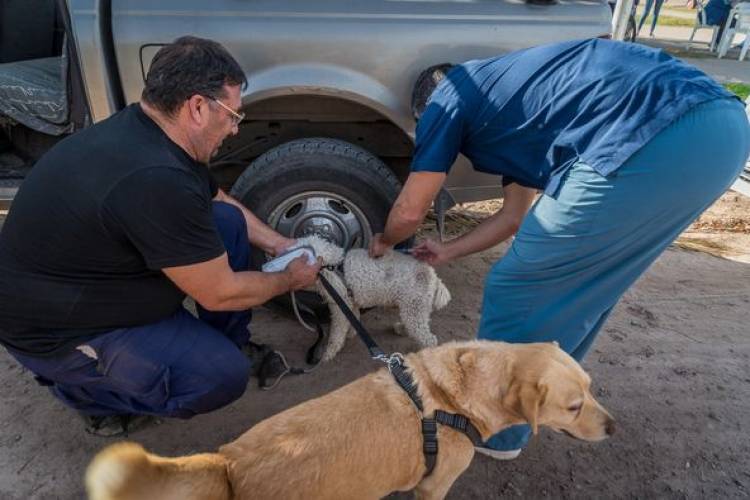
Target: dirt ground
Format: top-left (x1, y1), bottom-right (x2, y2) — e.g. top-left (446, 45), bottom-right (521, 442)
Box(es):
top-left (1, 191), bottom-right (749, 499)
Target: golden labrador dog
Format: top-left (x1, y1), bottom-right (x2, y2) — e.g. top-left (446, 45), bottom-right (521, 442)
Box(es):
top-left (86, 341), bottom-right (614, 500)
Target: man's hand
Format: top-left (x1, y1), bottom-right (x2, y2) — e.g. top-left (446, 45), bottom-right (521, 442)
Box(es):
top-left (369, 233), bottom-right (393, 258)
top-left (375, 172), bottom-right (447, 257)
top-left (284, 256), bottom-right (322, 290)
top-left (411, 239), bottom-right (454, 266)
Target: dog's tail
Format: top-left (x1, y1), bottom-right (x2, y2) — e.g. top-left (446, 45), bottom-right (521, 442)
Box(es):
top-left (432, 277), bottom-right (451, 310)
top-left (86, 441), bottom-right (231, 500)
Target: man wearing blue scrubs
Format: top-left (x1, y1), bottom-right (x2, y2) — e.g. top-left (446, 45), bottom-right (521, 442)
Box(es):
top-left (369, 39), bottom-right (749, 459)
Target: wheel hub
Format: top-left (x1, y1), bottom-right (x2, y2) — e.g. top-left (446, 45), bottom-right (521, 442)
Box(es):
top-left (268, 191), bottom-right (372, 250)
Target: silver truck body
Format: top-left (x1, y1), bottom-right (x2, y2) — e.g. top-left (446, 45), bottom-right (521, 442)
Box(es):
top-left (68, 0), bottom-right (611, 202)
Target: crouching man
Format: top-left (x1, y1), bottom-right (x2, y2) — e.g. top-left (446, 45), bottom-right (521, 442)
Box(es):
top-left (0, 36), bottom-right (320, 436)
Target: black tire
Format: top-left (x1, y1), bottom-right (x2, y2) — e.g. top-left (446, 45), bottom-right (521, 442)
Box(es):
top-left (230, 138), bottom-right (403, 317)
top-left (232, 137), bottom-right (401, 248)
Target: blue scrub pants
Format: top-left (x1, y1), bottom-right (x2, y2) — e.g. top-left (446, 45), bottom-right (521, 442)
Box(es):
top-left (10, 202), bottom-right (253, 418)
top-left (478, 98), bottom-right (750, 451)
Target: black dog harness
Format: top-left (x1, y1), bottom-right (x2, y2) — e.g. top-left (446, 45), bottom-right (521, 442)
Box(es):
top-left (318, 273), bottom-right (483, 476)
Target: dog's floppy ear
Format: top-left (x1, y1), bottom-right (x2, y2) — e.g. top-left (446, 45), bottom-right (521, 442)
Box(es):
top-left (437, 348), bottom-right (477, 402)
top-left (457, 349), bottom-right (476, 372)
top-left (504, 381), bottom-right (548, 435)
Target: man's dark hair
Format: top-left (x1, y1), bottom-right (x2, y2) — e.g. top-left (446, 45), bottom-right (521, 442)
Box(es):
top-left (141, 36), bottom-right (247, 116)
top-left (411, 63), bottom-right (454, 121)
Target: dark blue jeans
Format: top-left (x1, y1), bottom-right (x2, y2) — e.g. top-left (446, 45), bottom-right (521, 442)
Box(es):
top-left (10, 202), bottom-right (253, 418)
top-left (638, 0), bottom-right (664, 35)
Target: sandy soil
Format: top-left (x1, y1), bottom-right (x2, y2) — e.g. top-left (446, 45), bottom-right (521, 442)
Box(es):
top-left (0, 192), bottom-right (749, 499)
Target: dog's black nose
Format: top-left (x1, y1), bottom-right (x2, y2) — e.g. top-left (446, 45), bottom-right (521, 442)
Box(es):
top-left (605, 418), bottom-right (616, 436)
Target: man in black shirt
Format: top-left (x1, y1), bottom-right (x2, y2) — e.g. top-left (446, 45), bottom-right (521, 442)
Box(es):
top-left (0, 37), bottom-right (320, 435)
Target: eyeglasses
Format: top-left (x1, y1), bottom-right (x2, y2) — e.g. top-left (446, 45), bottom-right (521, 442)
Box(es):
top-left (211, 97), bottom-right (245, 126)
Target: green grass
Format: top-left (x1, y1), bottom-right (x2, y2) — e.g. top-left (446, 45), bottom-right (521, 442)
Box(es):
top-left (723, 83), bottom-right (750, 101)
top-left (660, 5), bottom-right (698, 13)
top-left (641, 15), bottom-right (696, 27)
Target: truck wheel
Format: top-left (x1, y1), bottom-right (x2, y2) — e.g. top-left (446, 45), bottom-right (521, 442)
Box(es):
top-left (230, 138), bottom-right (403, 316)
top-left (232, 137), bottom-right (401, 250)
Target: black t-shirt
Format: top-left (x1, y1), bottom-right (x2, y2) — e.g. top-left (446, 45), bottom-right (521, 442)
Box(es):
top-left (0, 104), bottom-right (224, 356)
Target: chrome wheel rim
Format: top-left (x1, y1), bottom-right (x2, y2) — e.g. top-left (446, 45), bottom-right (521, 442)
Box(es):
top-left (268, 190), bottom-right (372, 250)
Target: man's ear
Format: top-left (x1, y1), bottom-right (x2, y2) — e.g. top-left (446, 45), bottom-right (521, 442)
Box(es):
top-left (504, 381), bottom-right (548, 435)
top-left (186, 94), bottom-right (210, 126)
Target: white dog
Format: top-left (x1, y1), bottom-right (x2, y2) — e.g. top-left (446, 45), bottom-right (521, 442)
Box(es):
top-left (295, 235), bottom-right (451, 361)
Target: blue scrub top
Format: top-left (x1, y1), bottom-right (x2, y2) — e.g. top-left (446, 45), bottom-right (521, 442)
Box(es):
top-left (412, 38), bottom-right (737, 194)
top-left (704, 0), bottom-right (732, 26)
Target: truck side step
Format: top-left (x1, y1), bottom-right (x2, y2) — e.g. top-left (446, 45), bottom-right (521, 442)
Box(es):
top-left (0, 151), bottom-right (29, 210)
top-left (0, 178), bottom-right (21, 211)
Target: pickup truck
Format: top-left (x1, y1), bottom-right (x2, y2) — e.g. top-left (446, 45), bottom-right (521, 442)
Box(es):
top-left (0, 0), bottom-right (612, 252)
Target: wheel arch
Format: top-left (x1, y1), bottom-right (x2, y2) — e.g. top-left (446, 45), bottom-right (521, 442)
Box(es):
top-left (213, 85), bottom-right (415, 190)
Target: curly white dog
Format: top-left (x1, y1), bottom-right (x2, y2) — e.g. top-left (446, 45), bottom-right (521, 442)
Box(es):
top-left (295, 235), bottom-right (451, 361)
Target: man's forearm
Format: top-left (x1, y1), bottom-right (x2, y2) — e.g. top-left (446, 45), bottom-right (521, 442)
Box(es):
top-left (210, 269), bottom-right (292, 311)
top-left (381, 204), bottom-right (426, 246)
top-left (381, 171), bottom-right (447, 246)
top-left (444, 183), bottom-right (536, 259)
top-left (214, 190), bottom-right (288, 255)
top-left (443, 209), bottom-right (520, 260)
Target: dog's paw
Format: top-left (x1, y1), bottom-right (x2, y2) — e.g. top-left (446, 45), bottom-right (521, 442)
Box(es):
top-left (392, 322), bottom-right (408, 336)
top-left (321, 347), bottom-right (339, 362)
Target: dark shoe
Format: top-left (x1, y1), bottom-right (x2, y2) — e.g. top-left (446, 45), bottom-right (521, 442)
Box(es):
top-left (240, 341), bottom-right (288, 387)
top-left (257, 351), bottom-right (288, 389)
top-left (79, 413), bottom-right (159, 437)
top-left (241, 341), bottom-right (274, 377)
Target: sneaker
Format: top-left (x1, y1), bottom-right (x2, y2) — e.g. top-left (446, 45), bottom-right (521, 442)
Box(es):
top-left (474, 446), bottom-right (522, 461)
top-left (79, 413), bottom-right (158, 437)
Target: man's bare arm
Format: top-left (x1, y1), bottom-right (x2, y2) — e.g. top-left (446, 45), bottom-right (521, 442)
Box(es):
top-left (440, 182), bottom-right (537, 259)
top-left (214, 189), bottom-right (294, 256)
top-left (163, 253), bottom-right (319, 311)
top-left (369, 172), bottom-right (447, 257)
top-left (381, 172), bottom-right (446, 245)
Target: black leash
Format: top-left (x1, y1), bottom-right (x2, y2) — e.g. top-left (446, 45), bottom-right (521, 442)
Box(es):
top-left (318, 273), bottom-right (386, 361)
top-left (317, 272), bottom-right (483, 476)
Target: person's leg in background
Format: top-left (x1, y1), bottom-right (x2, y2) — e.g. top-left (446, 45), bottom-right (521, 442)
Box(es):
top-left (638, 0), bottom-right (656, 34)
top-left (476, 98), bottom-right (750, 457)
top-left (649, 0), bottom-right (665, 36)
